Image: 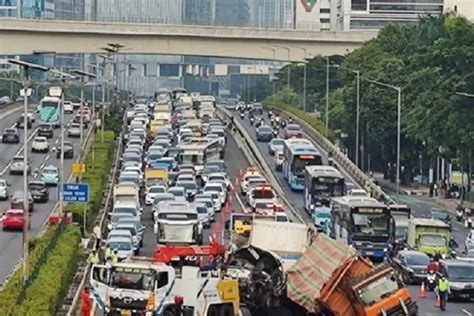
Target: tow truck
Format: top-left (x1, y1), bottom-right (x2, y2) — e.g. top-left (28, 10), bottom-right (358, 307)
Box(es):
top-left (247, 184), bottom-right (278, 210)
top-left (90, 238), bottom-right (240, 316)
top-left (230, 207), bottom-right (290, 237)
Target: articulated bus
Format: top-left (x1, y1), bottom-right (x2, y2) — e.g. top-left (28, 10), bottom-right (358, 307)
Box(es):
top-left (282, 138), bottom-right (322, 191)
top-left (38, 96), bottom-right (61, 127)
top-left (330, 196), bottom-right (394, 262)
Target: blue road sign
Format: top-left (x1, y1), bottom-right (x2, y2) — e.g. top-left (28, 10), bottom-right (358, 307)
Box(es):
top-left (63, 183), bottom-right (89, 203)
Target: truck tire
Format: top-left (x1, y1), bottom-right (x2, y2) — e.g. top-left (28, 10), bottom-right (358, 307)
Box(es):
top-left (207, 305), bottom-right (218, 316)
top-left (219, 304), bottom-right (233, 316)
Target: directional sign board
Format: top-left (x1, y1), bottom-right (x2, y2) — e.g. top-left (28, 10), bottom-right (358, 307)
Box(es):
top-left (63, 183), bottom-right (89, 203)
top-left (72, 163), bottom-right (86, 174)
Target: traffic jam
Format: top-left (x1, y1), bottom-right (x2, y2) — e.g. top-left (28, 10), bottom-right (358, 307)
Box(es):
top-left (1, 98), bottom-right (89, 231)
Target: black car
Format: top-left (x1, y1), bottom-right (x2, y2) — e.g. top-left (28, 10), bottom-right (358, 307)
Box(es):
top-left (10, 190), bottom-right (34, 212)
top-left (28, 181), bottom-right (49, 203)
top-left (16, 115), bottom-right (33, 129)
top-left (56, 142), bottom-right (74, 159)
top-left (38, 124), bottom-right (54, 138)
top-left (256, 125), bottom-right (273, 142)
top-left (390, 250), bottom-right (430, 284)
top-left (2, 128), bottom-right (20, 144)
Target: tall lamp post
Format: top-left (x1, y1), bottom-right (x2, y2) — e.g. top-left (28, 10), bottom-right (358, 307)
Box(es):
top-left (291, 46), bottom-right (309, 112)
top-left (8, 59), bottom-right (49, 284)
top-left (365, 78), bottom-right (402, 199)
top-left (261, 47), bottom-right (276, 96)
top-left (98, 54), bottom-right (113, 143)
top-left (71, 70), bottom-right (97, 149)
top-left (325, 57), bottom-right (330, 137)
top-left (49, 70), bottom-right (76, 218)
top-left (334, 65), bottom-right (360, 167)
top-left (274, 46), bottom-right (291, 106)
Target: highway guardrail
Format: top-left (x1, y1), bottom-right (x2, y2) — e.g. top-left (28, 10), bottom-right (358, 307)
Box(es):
top-left (216, 106), bottom-right (304, 224)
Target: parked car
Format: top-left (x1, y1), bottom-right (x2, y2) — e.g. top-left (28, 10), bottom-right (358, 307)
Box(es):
top-left (9, 156), bottom-right (30, 175)
top-left (28, 181), bottom-right (49, 203)
top-left (2, 209), bottom-right (28, 231)
top-left (55, 142), bottom-right (74, 159)
top-left (41, 165), bottom-right (59, 186)
top-left (31, 136), bottom-right (49, 153)
top-left (2, 128), bottom-right (20, 144)
top-left (10, 190), bottom-right (34, 212)
top-left (38, 124), bottom-right (54, 138)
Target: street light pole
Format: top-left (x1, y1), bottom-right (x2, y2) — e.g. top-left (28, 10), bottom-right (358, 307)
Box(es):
top-left (325, 57), bottom-right (330, 137)
top-left (275, 46), bottom-right (291, 106)
top-left (355, 70), bottom-right (360, 167)
top-left (262, 47), bottom-right (276, 95)
top-left (291, 46), bottom-right (309, 112)
top-left (365, 78), bottom-right (402, 199)
top-left (8, 60), bottom-right (49, 285)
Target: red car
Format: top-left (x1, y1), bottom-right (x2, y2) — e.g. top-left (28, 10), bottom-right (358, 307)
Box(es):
top-left (2, 209), bottom-right (27, 231)
top-left (284, 124), bottom-right (303, 139)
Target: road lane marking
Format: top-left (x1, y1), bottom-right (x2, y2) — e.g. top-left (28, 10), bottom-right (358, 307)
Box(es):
top-left (463, 309), bottom-right (473, 316)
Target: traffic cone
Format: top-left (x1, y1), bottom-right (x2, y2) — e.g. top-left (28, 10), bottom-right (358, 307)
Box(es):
top-left (419, 282), bottom-right (427, 298)
top-left (435, 294), bottom-right (441, 308)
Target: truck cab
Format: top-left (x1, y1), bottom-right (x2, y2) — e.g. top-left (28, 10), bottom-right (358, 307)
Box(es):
top-left (407, 218), bottom-right (451, 256)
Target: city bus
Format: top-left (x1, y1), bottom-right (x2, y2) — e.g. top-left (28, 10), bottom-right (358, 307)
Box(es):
top-left (38, 96), bottom-right (61, 127)
top-left (330, 196), bottom-right (393, 262)
top-left (282, 138), bottom-right (322, 190)
top-left (304, 166), bottom-right (345, 230)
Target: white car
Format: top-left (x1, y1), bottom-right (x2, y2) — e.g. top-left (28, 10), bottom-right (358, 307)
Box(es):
top-left (67, 123), bottom-right (82, 137)
top-left (207, 172), bottom-right (231, 189)
top-left (122, 166), bottom-right (144, 183)
top-left (203, 182), bottom-right (227, 207)
top-left (0, 179), bottom-right (9, 200)
top-left (465, 230), bottom-right (474, 252)
top-left (195, 195), bottom-right (216, 221)
top-left (240, 172), bottom-right (264, 194)
top-left (348, 189), bottom-right (369, 197)
top-left (268, 138), bottom-right (285, 155)
top-left (274, 150), bottom-right (284, 171)
top-left (145, 185), bottom-right (167, 205)
top-left (247, 185), bottom-right (277, 210)
top-left (167, 187), bottom-right (186, 201)
top-left (196, 202), bottom-right (211, 228)
top-left (31, 136), bottom-right (49, 153)
top-left (63, 101), bottom-right (74, 113)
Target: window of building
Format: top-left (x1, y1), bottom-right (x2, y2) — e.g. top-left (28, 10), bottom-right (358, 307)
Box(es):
top-left (145, 64), bottom-right (157, 77)
top-left (352, 0), bottom-right (367, 11)
top-left (320, 8), bottom-right (331, 13)
top-left (228, 66), bottom-right (240, 74)
top-left (320, 18), bottom-right (331, 24)
top-left (160, 64), bottom-right (179, 77)
top-left (369, 4), bottom-right (442, 14)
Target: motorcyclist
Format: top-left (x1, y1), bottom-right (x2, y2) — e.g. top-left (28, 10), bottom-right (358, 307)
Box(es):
top-left (268, 110), bottom-right (273, 119)
top-left (426, 259), bottom-right (439, 273)
top-left (288, 117), bottom-right (293, 124)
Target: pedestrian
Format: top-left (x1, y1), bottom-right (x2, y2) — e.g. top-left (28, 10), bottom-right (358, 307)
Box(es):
top-left (436, 273), bottom-right (450, 311)
top-left (81, 287), bottom-right (91, 316)
top-left (434, 183), bottom-right (438, 197)
top-left (93, 224), bottom-right (101, 250)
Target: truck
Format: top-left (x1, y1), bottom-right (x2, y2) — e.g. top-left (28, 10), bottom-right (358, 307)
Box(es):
top-left (145, 168), bottom-right (168, 191)
top-left (389, 204), bottom-right (411, 241)
top-left (407, 218), bottom-right (451, 256)
top-left (113, 183), bottom-right (140, 205)
top-left (90, 261), bottom-right (240, 316)
top-left (287, 233), bottom-right (418, 316)
top-left (249, 220), bottom-right (312, 271)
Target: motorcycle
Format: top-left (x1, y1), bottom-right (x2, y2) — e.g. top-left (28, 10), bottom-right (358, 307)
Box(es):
top-left (272, 129), bottom-right (279, 138)
top-left (465, 216), bottom-right (472, 229)
top-left (256, 119), bottom-right (264, 128)
top-left (281, 120), bottom-right (286, 128)
top-left (426, 271), bottom-right (437, 291)
top-left (268, 111), bottom-right (273, 119)
top-left (249, 116), bottom-right (255, 125)
top-left (240, 112), bottom-right (245, 119)
top-left (457, 209), bottom-right (464, 221)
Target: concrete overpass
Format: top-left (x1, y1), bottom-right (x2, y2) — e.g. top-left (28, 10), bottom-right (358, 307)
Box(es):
top-left (0, 18), bottom-right (377, 60)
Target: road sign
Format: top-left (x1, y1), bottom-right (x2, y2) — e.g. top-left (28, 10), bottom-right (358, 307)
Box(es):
top-left (72, 163), bottom-right (86, 174)
top-left (63, 183), bottom-right (89, 203)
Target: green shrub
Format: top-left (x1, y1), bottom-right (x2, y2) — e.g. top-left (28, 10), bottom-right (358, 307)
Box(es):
top-left (0, 228), bottom-right (55, 314)
top-left (65, 131), bottom-right (115, 232)
top-left (13, 226), bottom-right (82, 316)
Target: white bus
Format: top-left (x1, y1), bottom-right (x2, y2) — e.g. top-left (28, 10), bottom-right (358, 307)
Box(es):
top-left (178, 140), bottom-right (220, 173)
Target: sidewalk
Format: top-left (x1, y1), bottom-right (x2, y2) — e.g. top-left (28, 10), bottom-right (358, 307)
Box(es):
top-left (372, 172), bottom-right (474, 211)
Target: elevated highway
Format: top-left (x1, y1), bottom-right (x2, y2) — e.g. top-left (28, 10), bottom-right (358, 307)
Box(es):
top-left (0, 18), bottom-right (377, 59)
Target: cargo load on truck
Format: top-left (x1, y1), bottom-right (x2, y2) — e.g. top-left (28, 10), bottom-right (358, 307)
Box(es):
top-left (287, 233), bottom-right (417, 316)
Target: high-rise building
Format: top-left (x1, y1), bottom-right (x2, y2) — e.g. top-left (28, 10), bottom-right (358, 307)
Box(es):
top-left (444, 0), bottom-right (474, 20)
top-left (338, 0), bottom-right (444, 30)
top-left (295, 0), bottom-right (337, 31)
top-left (215, 0), bottom-right (250, 27)
top-left (253, 0), bottom-right (295, 29)
top-left (183, 0), bottom-right (212, 25)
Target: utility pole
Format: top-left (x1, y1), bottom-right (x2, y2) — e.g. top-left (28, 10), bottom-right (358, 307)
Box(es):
top-left (325, 57), bottom-right (330, 137)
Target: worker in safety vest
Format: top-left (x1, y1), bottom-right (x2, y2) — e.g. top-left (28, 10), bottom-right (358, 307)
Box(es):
top-left (111, 249), bottom-right (119, 264)
top-left (104, 244), bottom-right (112, 262)
top-left (88, 250), bottom-right (99, 265)
top-left (437, 273), bottom-right (450, 311)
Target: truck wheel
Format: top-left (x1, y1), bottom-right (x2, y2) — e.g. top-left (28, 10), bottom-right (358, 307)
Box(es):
top-left (207, 306), bottom-right (218, 316)
top-left (163, 308), bottom-right (175, 316)
top-left (219, 304), bottom-right (233, 316)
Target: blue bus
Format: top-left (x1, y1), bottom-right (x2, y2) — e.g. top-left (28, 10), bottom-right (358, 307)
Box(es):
top-left (282, 138), bottom-right (322, 190)
top-left (38, 97), bottom-right (61, 127)
top-left (304, 166), bottom-right (345, 232)
top-left (330, 196), bottom-right (394, 262)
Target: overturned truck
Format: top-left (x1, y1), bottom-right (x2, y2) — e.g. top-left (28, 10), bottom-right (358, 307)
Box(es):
top-left (287, 233), bottom-right (418, 316)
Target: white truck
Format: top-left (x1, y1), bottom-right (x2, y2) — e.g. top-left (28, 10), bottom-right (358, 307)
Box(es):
top-left (249, 220), bottom-right (313, 270)
top-left (90, 261), bottom-right (240, 316)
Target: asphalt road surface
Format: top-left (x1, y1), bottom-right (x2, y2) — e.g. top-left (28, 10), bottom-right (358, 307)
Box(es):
top-left (233, 110), bottom-right (474, 316)
top-left (0, 108), bottom-right (88, 283)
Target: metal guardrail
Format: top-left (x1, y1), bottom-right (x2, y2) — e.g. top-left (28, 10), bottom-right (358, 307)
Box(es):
top-left (269, 107), bottom-right (395, 204)
top-left (216, 107), bottom-right (304, 224)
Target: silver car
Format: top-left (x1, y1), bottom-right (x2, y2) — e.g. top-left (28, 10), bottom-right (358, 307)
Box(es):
top-left (0, 179), bottom-right (9, 200)
top-left (67, 123), bottom-right (82, 137)
top-left (9, 156), bottom-right (30, 175)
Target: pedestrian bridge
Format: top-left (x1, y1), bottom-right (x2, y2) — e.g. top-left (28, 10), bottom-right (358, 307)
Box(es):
top-left (0, 18), bottom-right (378, 60)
